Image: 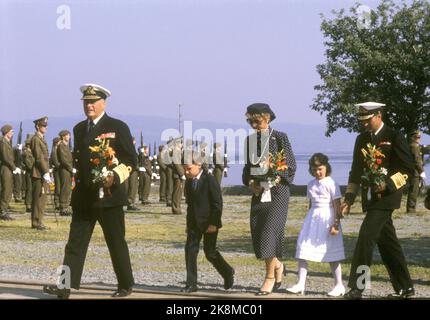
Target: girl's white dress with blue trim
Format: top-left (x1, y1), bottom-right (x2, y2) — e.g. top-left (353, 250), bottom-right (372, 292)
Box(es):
top-left (295, 176), bottom-right (345, 262)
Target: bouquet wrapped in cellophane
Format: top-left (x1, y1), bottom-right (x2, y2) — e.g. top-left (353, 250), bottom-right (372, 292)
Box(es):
top-left (253, 149), bottom-right (288, 202)
top-left (89, 137), bottom-right (119, 198)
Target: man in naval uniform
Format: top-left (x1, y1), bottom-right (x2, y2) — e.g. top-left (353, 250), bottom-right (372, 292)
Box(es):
top-left (342, 102), bottom-right (415, 299)
top-left (43, 84), bottom-right (136, 299)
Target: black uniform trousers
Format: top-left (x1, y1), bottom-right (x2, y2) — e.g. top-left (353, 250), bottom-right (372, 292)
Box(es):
top-left (185, 226), bottom-right (233, 287)
top-left (63, 206), bottom-right (134, 290)
top-left (348, 208), bottom-right (413, 292)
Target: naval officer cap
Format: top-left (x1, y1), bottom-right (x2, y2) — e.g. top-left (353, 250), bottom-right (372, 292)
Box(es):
top-left (355, 102), bottom-right (385, 121)
top-left (80, 83), bottom-right (111, 100)
top-left (1, 124), bottom-right (13, 135)
top-left (246, 103), bottom-right (276, 122)
top-left (33, 116), bottom-right (48, 127)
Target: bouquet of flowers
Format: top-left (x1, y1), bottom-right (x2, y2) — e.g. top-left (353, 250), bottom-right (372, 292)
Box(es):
top-left (360, 143), bottom-right (387, 188)
top-left (252, 149), bottom-right (288, 201)
top-left (89, 137), bottom-right (119, 198)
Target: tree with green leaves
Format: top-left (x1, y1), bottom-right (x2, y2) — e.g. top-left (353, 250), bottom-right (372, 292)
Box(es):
top-left (311, 0), bottom-right (430, 137)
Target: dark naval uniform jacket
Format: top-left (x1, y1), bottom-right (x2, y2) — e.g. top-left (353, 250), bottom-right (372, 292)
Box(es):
top-left (71, 113), bottom-right (137, 212)
top-left (345, 124), bottom-right (415, 211)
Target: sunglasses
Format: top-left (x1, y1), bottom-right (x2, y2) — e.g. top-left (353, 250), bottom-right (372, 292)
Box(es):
top-left (246, 118), bottom-right (263, 124)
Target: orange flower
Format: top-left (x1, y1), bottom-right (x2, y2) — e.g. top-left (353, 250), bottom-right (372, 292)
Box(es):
top-left (374, 150), bottom-right (385, 158)
top-left (107, 160), bottom-right (113, 167)
top-left (92, 158), bottom-right (100, 165)
top-left (104, 147), bottom-right (115, 158)
top-left (373, 164), bottom-right (379, 170)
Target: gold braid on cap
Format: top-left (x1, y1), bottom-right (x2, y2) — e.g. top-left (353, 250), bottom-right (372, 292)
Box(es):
top-left (390, 172), bottom-right (408, 190)
top-left (345, 183), bottom-right (359, 196)
top-left (113, 164), bottom-right (132, 184)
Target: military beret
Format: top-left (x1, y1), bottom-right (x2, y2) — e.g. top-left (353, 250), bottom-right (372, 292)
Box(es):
top-left (1, 124), bottom-right (13, 135)
top-left (25, 134), bottom-right (34, 145)
top-left (355, 102), bottom-right (385, 121)
top-left (80, 83), bottom-right (111, 100)
top-left (33, 116), bottom-right (48, 127)
top-left (58, 130), bottom-right (71, 137)
top-left (53, 137), bottom-right (61, 144)
top-left (246, 103), bottom-right (276, 122)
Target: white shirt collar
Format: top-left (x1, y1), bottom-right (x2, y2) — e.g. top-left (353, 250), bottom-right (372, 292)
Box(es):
top-left (374, 122), bottom-right (384, 136)
top-left (194, 169), bottom-right (204, 180)
top-left (88, 111), bottom-right (105, 126)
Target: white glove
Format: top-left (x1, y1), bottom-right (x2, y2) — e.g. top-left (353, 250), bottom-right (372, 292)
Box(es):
top-left (72, 168), bottom-right (77, 174)
top-left (149, 156), bottom-right (153, 161)
top-left (49, 168), bottom-right (53, 173)
top-left (17, 144), bottom-right (23, 151)
top-left (153, 155), bottom-right (157, 159)
top-left (43, 173), bottom-right (52, 184)
top-left (152, 173), bottom-right (157, 179)
top-left (156, 165), bottom-right (160, 170)
top-left (139, 167), bottom-right (146, 172)
top-left (208, 169), bottom-right (213, 174)
top-left (223, 168), bottom-right (228, 173)
top-left (420, 172), bottom-right (427, 180)
top-left (181, 175), bottom-right (186, 181)
top-left (13, 168), bottom-right (22, 175)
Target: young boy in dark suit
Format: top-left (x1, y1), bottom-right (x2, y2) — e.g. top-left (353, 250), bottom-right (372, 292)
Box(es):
top-left (181, 156), bottom-right (235, 293)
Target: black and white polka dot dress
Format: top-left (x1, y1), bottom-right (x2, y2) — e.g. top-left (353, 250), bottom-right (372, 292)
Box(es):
top-left (242, 128), bottom-right (296, 259)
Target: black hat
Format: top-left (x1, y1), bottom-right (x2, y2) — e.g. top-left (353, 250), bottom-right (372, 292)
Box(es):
top-left (246, 103), bottom-right (276, 122)
top-left (33, 116), bottom-right (48, 127)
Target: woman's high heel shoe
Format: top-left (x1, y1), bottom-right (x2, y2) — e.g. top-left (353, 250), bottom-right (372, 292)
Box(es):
top-left (327, 285), bottom-right (345, 297)
top-left (274, 263), bottom-right (286, 291)
top-left (286, 283), bottom-right (305, 295)
top-left (256, 277), bottom-right (276, 296)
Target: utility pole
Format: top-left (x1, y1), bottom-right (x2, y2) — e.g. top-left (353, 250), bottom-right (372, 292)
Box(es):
top-left (178, 103), bottom-right (182, 136)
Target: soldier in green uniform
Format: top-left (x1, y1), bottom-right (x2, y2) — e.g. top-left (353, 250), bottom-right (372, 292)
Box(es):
top-left (0, 124), bottom-right (17, 220)
top-left (22, 134), bottom-right (34, 213)
top-left (171, 138), bottom-right (185, 214)
top-left (138, 145), bottom-right (152, 205)
top-left (126, 137), bottom-right (139, 211)
top-left (30, 116), bottom-right (51, 230)
top-left (50, 137), bottom-right (61, 210)
top-left (406, 130), bottom-right (425, 213)
top-left (163, 140), bottom-right (174, 207)
top-left (157, 144), bottom-right (167, 202)
top-left (57, 130), bottom-right (74, 216)
top-left (212, 142), bottom-right (225, 186)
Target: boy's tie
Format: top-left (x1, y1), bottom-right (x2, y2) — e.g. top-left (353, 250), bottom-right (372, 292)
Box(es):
top-left (192, 178), bottom-right (198, 191)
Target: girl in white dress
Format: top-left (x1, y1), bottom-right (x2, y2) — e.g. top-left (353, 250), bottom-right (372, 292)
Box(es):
top-left (287, 153), bottom-right (345, 297)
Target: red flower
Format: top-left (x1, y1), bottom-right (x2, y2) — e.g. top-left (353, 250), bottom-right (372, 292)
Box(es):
top-left (107, 160), bottom-right (113, 167)
top-left (92, 158), bottom-right (100, 166)
top-left (376, 159), bottom-right (382, 165)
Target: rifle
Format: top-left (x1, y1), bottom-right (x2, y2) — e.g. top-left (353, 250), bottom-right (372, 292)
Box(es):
top-left (223, 137), bottom-right (229, 177)
top-left (140, 130), bottom-right (144, 148)
top-left (14, 122), bottom-right (24, 169)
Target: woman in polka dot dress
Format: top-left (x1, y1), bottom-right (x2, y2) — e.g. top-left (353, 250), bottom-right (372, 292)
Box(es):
top-left (242, 103), bottom-right (296, 296)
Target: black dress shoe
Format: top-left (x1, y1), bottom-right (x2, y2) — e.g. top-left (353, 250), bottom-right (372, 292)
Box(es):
top-left (43, 285), bottom-right (71, 299)
top-left (344, 288), bottom-right (363, 299)
top-left (388, 287), bottom-right (415, 299)
top-left (111, 287), bottom-right (133, 298)
top-left (127, 205), bottom-right (139, 211)
top-left (181, 285), bottom-right (198, 293)
top-left (224, 270), bottom-right (235, 290)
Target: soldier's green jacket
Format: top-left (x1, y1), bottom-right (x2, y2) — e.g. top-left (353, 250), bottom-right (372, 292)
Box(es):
top-left (409, 142), bottom-right (424, 176)
top-left (57, 141), bottom-right (73, 173)
top-left (30, 132), bottom-right (49, 178)
top-left (0, 137), bottom-right (16, 171)
top-left (23, 147), bottom-right (35, 171)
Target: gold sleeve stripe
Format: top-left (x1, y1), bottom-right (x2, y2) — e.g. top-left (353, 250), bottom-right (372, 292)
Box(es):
top-left (113, 164), bottom-right (132, 184)
top-left (390, 172), bottom-right (408, 190)
top-left (345, 183), bottom-right (359, 195)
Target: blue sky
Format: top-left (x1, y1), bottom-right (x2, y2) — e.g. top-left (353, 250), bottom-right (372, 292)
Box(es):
top-left (0, 0), bottom-right (397, 126)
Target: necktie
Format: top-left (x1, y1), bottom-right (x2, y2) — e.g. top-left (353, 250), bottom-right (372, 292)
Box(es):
top-left (192, 178), bottom-right (198, 191)
top-left (88, 120), bottom-right (95, 133)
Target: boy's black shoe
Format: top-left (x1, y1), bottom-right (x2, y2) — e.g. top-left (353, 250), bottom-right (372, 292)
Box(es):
top-left (344, 288), bottom-right (363, 299)
top-left (388, 287), bottom-right (415, 299)
top-left (43, 285), bottom-right (71, 299)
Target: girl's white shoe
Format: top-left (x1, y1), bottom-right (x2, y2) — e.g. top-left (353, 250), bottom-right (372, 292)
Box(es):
top-left (286, 283), bottom-right (305, 295)
top-left (327, 285), bottom-right (345, 297)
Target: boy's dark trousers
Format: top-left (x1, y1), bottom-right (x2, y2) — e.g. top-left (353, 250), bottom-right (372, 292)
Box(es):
top-left (185, 226), bottom-right (234, 287)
